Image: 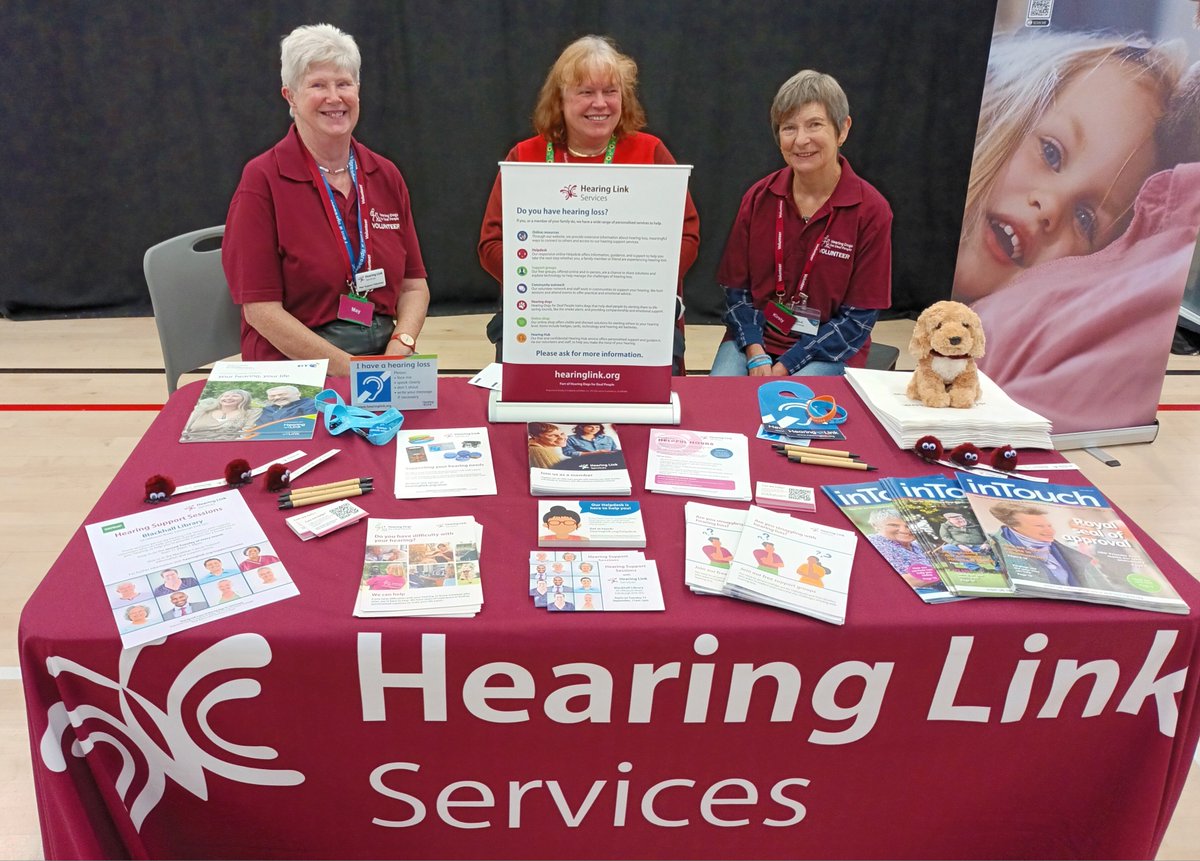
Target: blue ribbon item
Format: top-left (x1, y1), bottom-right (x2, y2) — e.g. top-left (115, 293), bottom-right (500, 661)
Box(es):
top-left (315, 389), bottom-right (404, 446)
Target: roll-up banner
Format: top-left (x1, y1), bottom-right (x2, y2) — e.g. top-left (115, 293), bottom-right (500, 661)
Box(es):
top-left (951, 0), bottom-right (1200, 442)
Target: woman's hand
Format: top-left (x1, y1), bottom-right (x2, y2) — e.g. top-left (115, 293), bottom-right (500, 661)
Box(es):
top-left (770, 362), bottom-right (790, 376)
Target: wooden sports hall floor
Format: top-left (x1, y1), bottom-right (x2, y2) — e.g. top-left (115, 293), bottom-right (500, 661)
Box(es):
top-left (1, 314), bottom-right (1198, 859)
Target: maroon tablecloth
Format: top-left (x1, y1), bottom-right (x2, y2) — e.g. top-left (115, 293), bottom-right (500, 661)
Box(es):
top-left (20, 377), bottom-right (1200, 859)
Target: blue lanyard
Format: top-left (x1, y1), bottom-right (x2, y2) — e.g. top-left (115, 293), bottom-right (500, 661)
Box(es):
top-left (319, 151), bottom-right (367, 282)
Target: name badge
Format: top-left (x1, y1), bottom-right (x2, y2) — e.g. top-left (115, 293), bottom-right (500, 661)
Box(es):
top-left (338, 293), bottom-right (374, 327)
top-left (764, 301), bottom-right (797, 335)
top-left (355, 269), bottom-right (387, 292)
top-left (790, 305), bottom-right (820, 336)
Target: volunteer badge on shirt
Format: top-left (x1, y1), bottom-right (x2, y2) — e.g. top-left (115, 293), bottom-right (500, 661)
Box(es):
top-left (338, 292), bottom-right (373, 326)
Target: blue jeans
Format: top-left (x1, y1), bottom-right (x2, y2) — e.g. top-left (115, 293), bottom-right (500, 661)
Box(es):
top-left (708, 340), bottom-right (846, 376)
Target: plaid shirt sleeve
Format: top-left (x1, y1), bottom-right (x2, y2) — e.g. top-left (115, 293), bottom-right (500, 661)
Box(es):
top-left (721, 287), bottom-right (765, 349)
top-left (775, 306), bottom-right (879, 373)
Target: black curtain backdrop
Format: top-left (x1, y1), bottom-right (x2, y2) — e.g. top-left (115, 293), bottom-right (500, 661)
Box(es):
top-left (1, 0), bottom-right (995, 323)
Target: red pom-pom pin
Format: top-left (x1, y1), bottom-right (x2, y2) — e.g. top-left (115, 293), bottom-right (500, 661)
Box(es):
top-left (225, 458), bottom-right (253, 487)
top-left (990, 444), bottom-right (1019, 471)
top-left (265, 463), bottom-right (292, 492)
top-left (144, 474), bottom-right (176, 504)
top-left (948, 442), bottom-right (984, 468)
top-left (914, 435), bottom-right (944, 461)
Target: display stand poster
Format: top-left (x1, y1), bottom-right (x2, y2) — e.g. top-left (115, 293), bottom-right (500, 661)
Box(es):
top-left (499, 162), bottom-right (690, 404)
top-left (949, 0), bottom-right (1200, 437)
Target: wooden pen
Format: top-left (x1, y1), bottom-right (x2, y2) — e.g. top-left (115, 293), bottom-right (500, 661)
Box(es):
top-left (772, 444), bottom-right (860, 459)
top-left (782, 452), bottom-right (876, 471)
top-left (278, 485), bottom-right (373, 510)
top-left (281, 477), bottom-right (373, 499)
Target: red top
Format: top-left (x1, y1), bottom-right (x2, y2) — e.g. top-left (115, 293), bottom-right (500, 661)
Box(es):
top-left (223, 125), bottom-right (427, 361)
top-left (717, 157), bottom-right (892, 365)
top-left (477, 132), bottom-right (700, 293)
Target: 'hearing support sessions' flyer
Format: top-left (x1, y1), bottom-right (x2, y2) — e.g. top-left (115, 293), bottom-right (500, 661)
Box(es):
top-left (86, 490), bottom-right (298, 649)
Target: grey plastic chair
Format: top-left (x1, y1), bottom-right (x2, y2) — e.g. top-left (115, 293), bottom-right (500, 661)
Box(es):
top-left (143, 225), bottom-right (241, 394)
top-left (865, 342), bottom-right (900, 371)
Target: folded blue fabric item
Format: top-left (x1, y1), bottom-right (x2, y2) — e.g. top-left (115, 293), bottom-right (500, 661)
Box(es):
top-left (315, 389), bottom-right (404, 445)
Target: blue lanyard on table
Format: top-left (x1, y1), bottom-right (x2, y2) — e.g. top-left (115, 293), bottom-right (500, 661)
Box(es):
top-left (318, 151), bottom-right (368, 286)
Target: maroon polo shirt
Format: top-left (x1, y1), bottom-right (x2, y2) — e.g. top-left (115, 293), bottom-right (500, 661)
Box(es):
top-left (717, 156), bottom-right (892, 363)
top-left (223, 125), bottom-right (428, 362)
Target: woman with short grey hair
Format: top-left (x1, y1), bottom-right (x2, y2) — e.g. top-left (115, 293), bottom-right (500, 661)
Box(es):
top-left (711, 69), bottom-right (892, 377)
top-left (223, 23), bottom-right (430, 376)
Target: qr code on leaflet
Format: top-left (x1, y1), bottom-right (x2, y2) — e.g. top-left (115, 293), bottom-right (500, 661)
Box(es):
top-left (328, 501), bottom-right (360, 518)
top-left (788, 489), bottom-right (807, 500)
top-left (1026, 0), bottom-right (1053, 26)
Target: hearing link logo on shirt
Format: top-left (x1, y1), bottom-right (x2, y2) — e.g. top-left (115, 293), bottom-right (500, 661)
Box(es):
top-left (369, 208), bottom-right (401, 230)
top-left (820, 238), bottom-right (854, 260)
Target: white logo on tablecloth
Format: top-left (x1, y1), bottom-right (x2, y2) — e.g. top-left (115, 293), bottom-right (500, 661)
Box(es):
top-left (38, 633), bottom-right (305, 831)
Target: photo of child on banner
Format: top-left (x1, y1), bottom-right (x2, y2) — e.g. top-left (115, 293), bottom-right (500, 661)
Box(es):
top-left (950, 0), bottom-right (1200, 435)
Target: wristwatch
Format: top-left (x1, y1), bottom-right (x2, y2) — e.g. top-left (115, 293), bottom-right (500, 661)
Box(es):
top-left (390, 333), bottom-right (417, 352)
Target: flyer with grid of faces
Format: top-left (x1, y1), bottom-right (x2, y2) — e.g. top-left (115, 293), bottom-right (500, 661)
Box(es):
top-left (527, 550), bottom-right (663, 612)
top-left (86, 490), bottom-right (298, 649)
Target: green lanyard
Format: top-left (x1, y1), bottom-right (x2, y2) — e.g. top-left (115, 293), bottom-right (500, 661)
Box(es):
top-left (545, 137), bottom-right (616, 163)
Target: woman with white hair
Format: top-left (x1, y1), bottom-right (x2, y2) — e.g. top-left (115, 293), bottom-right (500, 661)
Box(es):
top-left (223, 23), bottom-right (430, 376)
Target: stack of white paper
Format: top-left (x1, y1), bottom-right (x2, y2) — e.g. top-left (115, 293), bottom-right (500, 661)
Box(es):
top-left (844, 368), bottom-right (1053, 450)
top-left (527, 550), bottom-right (663, 612)
top-left (645, 429), bottom-right (751, 501)
top-left (354, 516), bottom-right (484, 618)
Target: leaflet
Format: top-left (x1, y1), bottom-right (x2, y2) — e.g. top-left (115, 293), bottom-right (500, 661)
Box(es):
top-left (722, 505), bottom-right (858, 624)
top-left (395, 427), bottom-right (497, 498)
top-left (86, 490), bottom-right (298, 649)
top-left (528, 550), bottom-right (663, 612)
top-left (355, 516), bottom-right (484, 617)
top-left (645, 429), bottom-right (751, 501)
top-left (180, 359), bottom-right (328, 443)
top-left (537, 500), bottom-right (646, 548)
top-left (683, 501), bottom-right (748, 595)
top-left (528, 421), bottom-right (631, 496)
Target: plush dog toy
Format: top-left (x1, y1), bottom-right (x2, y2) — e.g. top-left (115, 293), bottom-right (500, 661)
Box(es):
top-left (906, 300), bottom-right (986, 408)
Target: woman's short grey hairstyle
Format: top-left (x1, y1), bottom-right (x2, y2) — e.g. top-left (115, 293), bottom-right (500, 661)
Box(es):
top-left (770, 70), bottom-right (850, 145)
top-left (280, 23), bottom-right (361, 94)
top-left (867, 507), bottom-right (903, 529)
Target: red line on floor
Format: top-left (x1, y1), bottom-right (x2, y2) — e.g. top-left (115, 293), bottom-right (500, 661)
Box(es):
top-left (0, 404), bottom-right (164, 411)
top-left (1, 403), bottom-right (1198, 413)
